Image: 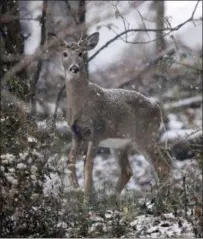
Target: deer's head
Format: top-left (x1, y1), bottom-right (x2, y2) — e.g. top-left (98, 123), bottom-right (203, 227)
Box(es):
top-left (60, 32), bottom-right (99, 81)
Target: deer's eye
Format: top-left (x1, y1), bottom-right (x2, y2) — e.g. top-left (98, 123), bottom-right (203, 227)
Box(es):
top-left (63, 52), bottom-right (68, 58)
top-left (78, 52), bottom-right (82, 57)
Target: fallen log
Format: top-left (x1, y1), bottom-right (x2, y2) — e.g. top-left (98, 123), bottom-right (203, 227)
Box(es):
top-left (160, 128), bottom-right (202, 161)
top-left (164, 95), bottom-right (202, 111)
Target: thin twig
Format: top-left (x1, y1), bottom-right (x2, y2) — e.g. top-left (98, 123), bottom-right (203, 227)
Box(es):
top-left (183, 176), bottom-right (188, 217)
top-left (136, 8), bottom-right (151, 40)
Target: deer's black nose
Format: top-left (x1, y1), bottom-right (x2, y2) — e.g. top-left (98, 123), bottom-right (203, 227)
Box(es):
top-left (69, 64), bottom-right (80, 73)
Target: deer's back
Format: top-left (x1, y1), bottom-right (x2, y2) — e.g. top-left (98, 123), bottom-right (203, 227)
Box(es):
top-left (87, 83), bottom-right (161, 121)
top-left (102, 88), bottom-right (159, 120)
top-left (84, 83), bottom-right (161, 139)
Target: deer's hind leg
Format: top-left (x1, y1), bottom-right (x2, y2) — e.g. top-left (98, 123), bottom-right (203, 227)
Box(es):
top-left (140, 139), bottom-right (172, 184)
top-left (112, 145), bottom-right (133, 194)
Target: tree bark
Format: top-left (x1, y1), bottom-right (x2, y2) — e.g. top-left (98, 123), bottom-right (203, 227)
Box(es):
top-left (155, 0), bottom-right (166, 53)
top-left (0, 0), bottom-right (28, 101)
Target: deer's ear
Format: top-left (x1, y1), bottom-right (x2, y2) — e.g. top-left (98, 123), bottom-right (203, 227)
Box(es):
top-left (86, 32), bottom-right (99, 50)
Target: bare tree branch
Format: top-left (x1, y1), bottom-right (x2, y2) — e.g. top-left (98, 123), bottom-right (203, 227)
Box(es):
top-left (89, 1), bottom-right (201, 61)
top-left (111, 2), bottom-right (130, 42)
top-left (0, 54), bottom-right (22, 62)
top-left (0, 15), bottom-right (41, 23)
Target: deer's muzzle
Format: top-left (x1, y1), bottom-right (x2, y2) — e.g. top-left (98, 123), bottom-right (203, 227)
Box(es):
top-left (69, 64), bottom-right (80, 74)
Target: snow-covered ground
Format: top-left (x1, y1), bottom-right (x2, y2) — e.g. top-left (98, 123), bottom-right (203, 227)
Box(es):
top-left (43, 149), bottom-right (201, 198)
top-left (37, 106), bottom-right (202, 197)
top-left (65, 210), bottom-right (196, 237)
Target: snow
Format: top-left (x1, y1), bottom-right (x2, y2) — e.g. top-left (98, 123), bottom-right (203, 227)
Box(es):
top-left (99, 138), bottom-right (132, 148)
top-left (28, 136), bottom-right (38, 143)
top-left (19, 151), bottom-right (29, 161)
top-left (160, 128), bottom-right (201, 143)
top-left (43, 173), bottom-right (62, 197)
top-left (37, 120), bottom-right (47, 130)
top-left (128, 213), bottom-right (194, 238)
top-left (5, 174), bottom-right (18, 185)
top-left (42, 147), bottom-right (200, 198)
top-left (1, 166), bottom-right (5, 172)
top-left (167, 113), bottom-right (184, 130)
top-left (16, 163), bottom-right (27, 169)
top-left (31, 165), bottom-right (38, 173)
top-left (165, 1), bottom-right (202, 50)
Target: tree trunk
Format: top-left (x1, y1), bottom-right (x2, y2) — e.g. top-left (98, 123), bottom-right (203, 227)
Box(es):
top-left (155, 0), bottom-right (166, 53)
top-left (0, 0), bottom-right (29, 101)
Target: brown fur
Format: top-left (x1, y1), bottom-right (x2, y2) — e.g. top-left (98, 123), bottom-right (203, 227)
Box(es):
top-left (60, 32), bottom-right (172, 200)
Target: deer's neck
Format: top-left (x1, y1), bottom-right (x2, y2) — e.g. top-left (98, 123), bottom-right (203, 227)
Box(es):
top-left (66, 76), bottom-right (88, 108)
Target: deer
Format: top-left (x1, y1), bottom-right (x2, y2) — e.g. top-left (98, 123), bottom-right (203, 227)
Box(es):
top-left (58, 32), bottom-right (172, 201)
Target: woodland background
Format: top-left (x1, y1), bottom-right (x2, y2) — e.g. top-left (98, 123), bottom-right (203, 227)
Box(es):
top-left (0, 1), bottom-right (202, 237)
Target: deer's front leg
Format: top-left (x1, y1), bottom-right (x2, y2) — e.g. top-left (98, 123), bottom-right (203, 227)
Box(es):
top-left (84, 141), bottom-right (98, 201)
top-left (67, 135), bottom-right (81, 188)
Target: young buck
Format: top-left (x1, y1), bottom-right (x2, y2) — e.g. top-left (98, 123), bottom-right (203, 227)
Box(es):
top-left (59, 32), bottom-right (171, 200)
